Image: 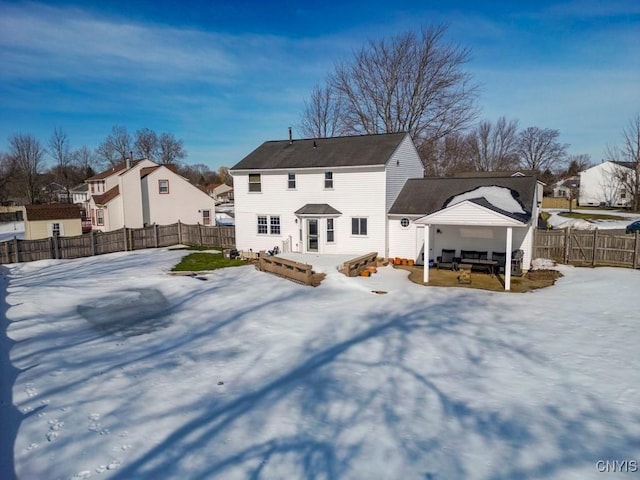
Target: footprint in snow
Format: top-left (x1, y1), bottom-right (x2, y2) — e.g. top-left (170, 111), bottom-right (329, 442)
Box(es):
top-left (46, 419), bottom-right (64, 442)
top-left (70, 471), bottom-right (92, 480)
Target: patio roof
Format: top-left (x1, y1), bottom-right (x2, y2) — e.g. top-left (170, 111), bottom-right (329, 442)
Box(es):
top-left (414, 200), bottom-right (528, 227)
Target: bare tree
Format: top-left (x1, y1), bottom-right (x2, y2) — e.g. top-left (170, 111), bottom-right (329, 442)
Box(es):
top-left (564, 154), bottom-right (591, 176)
top-left (8, 133), bottom-right (46, 203)
top-left (217, 166), bottom-right (233, 186)
top-left (465, 117), bottom-right (519, 171)
top-left (0, 152), bottom-right (14, 202)
top-left (96, 125), bottom-right (132, 167)
top-left (516, 127), bottom-right (568, 172)
top-left (299, 84), bottom-right (347, 138)
top-left (605, 113), bottom-right (640, 210)
top-left (134, 128), bottom-right (159, 161)
top-left (159, 132), bottom-right (187, 164)
top-left (302, 24), bottom-right (479, 150)
top-left (48, 127), bottom-right (73, 197)
top-left (420, 133), bottom-right (471, 176)
top-left (72, 146), bottom-right (98, 179)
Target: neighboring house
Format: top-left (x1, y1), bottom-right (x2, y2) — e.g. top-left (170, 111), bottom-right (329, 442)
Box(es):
top-left (388, 175), bottom-right (541, 290)
top-left (204, 183), bottom-right (234, 204)
top-left (579, 161), bottom-right (634, 207)
top-left (86, 159), bottom-right (216, 232)
top-left (69, 184), bottom-right (90, 205)
top-left (551, 176), bottom-right (580, 198)
top-left (231, 132), bottom-right (425, 257)
top-left (23, 204), bottom-right (82, 240)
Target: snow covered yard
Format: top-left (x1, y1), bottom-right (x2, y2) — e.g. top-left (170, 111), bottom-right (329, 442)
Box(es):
top-left (2, 249), bottom-right (640, 479)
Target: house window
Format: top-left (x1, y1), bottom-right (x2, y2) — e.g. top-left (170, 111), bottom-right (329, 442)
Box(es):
top-left (352, 217), bottom-right (367, 236)
top-left (400, 218), bottom-right (410, 228)
top-left (202, 209), bottom-right (211, 225)
top-left (288, 173), bottom-right (296, 189)
top-left (270, 216), bottom-right (281, 235)
top-left (621, 191), bottom-right (627, 199)
top-left (90, 183), bottom-right (95, 194)
top-left (249, 174), bottom-right (262, 193)
top-left (257, 215), bottom-right (280, 235)
top-left (96, 209), bottom-right (104, 226)
top-left (324, 171), bottom-right (333, 189)
top-left (257, 216), bottom-right (268, 234)
top-left (159, 179), bottom-right (170, 194)
top-left (51, 223), bottom-right (61, 237)
top-left (327, 218), bottom-right (335, 243)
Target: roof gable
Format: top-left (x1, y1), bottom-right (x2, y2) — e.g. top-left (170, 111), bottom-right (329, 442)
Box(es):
top-left (414, 200), bottom-right (528, 226)
top-left (93, 186), bottom-right (120, 205)
top-left (231, 132), bottom-right (408, 171)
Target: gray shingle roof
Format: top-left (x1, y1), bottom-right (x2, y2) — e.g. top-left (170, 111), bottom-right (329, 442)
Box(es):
top-left (294, 204), bottom-right (342, 215)
top-left (231, 132), bottom-right (408, 170)
top-left (389, 176), bottom-right (538, 222)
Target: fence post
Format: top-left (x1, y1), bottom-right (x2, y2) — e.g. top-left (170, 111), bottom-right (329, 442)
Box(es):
top-left (634, 231), bottom-right (640, 269)
top-left (592, 228), bottom-right (598, 267)
top-left (91, 230), bottom-right (96, 256)
top-left (52, 235), bottom-right (60, 260)
top-left (123, 227), bottom-right (128, 252)
top-left (13, 237), bottom-right (19, 263)
top-left (154, 224), bottom-right (159, 248)
top-left (216, 226), bottom-right (222, 247)
top-left (3, 241), bottom-right (9, 264)
top-left (128, 228), bottom-right (134, 251)
top-left (198, 224), bottom-right (203, 246)
top-left (177, 221), bottom-right (183, 245)
top-left (563, 227), bottom-right (571, 264)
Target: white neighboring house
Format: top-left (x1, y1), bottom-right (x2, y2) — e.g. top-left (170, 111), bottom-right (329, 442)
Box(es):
top-left (86, 159), bottom-right (216, 231)
top-left (205, 183), bottom-right (234, 204)
top-left (579, 161), bottom-right (634, 207)
top-left (230, 132), bottom-right (424, 257)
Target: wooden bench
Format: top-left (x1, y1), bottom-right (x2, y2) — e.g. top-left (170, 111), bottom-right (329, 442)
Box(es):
top-left (341, 252), bottom-right (378, 277)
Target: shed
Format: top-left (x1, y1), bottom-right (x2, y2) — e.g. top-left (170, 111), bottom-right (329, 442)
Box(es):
top-left (24, 204), bottom-right (83, 240)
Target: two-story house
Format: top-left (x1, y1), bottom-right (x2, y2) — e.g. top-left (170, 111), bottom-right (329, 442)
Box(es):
top-left (579, 161), bottom-right (634, 207)
top-left (231, 132), bottom-right (424, 257)
top-left (86, 158), bottom-right (216, 231)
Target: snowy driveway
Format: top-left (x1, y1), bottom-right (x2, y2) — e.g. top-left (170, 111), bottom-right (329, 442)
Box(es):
top-left (2, 249), bottom-right (640, 479)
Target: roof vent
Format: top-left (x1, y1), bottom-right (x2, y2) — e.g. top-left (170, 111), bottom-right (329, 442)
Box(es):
top-left (313, 141), bottom-right (317, 149)
top-left (288, 127), bottom-right (292, 144)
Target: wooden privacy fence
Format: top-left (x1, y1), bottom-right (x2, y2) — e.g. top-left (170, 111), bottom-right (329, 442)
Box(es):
top-left (534, 229), bottom-right (640, 269)
top-left (0, 222), bottom-right (235, 264)
top-left (257, 255), bottom-right (316, 286)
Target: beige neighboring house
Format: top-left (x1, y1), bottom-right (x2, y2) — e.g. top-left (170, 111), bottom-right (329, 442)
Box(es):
top-left (204, 183), bottom-right (234, 204)
top-left (86, 159), bottom-right (216, 231)
top-left (24, 204), bottom-right (82, 240)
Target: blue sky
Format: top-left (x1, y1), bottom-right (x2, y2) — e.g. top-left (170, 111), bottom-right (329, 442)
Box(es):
top-left (1, 0), bottom-right (638, 171)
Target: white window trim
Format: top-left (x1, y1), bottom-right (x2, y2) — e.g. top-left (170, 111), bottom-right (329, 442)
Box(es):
top-left (351, 217), bottom-right (368, 237)
top-left (257, 214), bottom-right (281, 236)
top-left (287, 173), bottom-right (296, 190)
top-left (324, 171), bottom-right (334, 190)
top-left (326, 218), bottom-right (335, 244)
top-left (249, 174), bottom-right (262, 193)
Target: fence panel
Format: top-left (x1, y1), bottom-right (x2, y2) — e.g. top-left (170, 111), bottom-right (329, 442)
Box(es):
top-left (0, 222), bottom-right (236, 265)
top-left (534, 229), bottom-right (640, 268)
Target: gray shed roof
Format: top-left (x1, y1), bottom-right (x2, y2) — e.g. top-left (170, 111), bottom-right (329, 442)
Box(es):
top-left (294, 204), bottom-right (342, 216)
top-left (389, 176), bottom-right (538, 222)
top-left (231, 132), bottom-right (408, 170)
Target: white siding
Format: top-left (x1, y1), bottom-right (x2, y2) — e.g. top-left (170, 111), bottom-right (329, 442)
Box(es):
top-left (119, 167), bottom-right (145, 228)
top-left (385, 135), bottom-right (424, 212)
top-left (579, 161), bottom-right (632, 207)
top-left (233, 167), bottom-right (387, 254)
top-left (421, 202), bottom-right (525, 227)
top-left (388, 217), bottom-right (429, 262)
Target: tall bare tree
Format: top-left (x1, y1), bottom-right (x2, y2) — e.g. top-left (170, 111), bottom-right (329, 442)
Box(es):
top-left (0, 152), bottom-right (14, 202)
top-left (159, 132), bottom-right (187, 164)
top-left (564, 154), bottom-right (592, 176)
top-left (48, 127), bottom-right (73, 196)
top-left (516, 127), bottom-right (568, 172)
top-left (96, 125), bottom-right (132, 167)
top-left (134, 128), bottom-right (159, 161)
top-left (302, 25), bottom-right (479, 150)
top-left (605, 113), bottom-right (640, 210)
top-left (72, 146), bottom-right (98, 179)
top-left (420, 133), bottom-right (470, 176)
top-left (465, 117), bottom-right (519, 171)
top-left (299, 84), bottom-right (347, 138)
top-left (8, 133), bottom-right (46, 203)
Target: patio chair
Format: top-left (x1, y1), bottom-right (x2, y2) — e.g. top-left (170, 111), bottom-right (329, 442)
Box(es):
top-left (436, 249), bottom-right (457, 270)
top-left (491, 252), bottom-right (506, 274)
top-left (511, 249), bottom-right (524, 276)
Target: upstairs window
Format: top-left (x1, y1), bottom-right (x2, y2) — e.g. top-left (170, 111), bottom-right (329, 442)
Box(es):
top-left (288, 173), bottom-right (296, 189)
top-left (324, 171), bottom-right (333, 189)
top-left (158, 179), bottom-right (170, 194)
top-left (249, 174), bottom-right (262, 193)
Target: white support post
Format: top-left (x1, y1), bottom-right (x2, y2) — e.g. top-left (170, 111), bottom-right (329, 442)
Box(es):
top-left (505, 227), bottom-right (513, 291)
top-left (423, 225), bottom-right (430, 283)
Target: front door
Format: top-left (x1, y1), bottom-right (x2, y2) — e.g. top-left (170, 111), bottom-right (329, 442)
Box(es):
top-left (307, 219), bottom-right (318, 252)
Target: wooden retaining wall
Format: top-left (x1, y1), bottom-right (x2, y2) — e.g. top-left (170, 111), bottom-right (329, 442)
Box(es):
top-left (257, 255), bottom-right (315, 286)
top-left (341, 252), bottom-right (378, 277)
top-left (0, 222), bottom-right (235, 264)
top-left (534, 229), bottom-right (640, 269)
